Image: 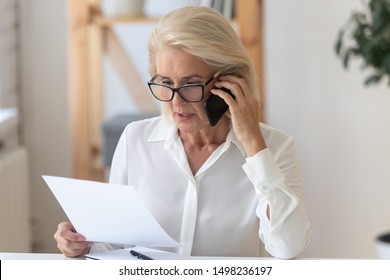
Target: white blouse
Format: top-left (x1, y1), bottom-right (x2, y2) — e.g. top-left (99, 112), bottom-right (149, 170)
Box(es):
top-left (95, 116), bottom-right (311, 259)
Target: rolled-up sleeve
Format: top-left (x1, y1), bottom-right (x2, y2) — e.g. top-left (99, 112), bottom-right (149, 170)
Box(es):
top-left (242, 144), bottom-right (311, 259)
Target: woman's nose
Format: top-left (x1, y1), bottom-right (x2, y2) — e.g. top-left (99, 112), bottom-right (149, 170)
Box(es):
top-left (171, 91), bottom-right (187, 106)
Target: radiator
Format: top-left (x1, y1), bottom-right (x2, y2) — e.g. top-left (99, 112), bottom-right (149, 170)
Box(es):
top-left (0, 147), bottom-right (31, 252)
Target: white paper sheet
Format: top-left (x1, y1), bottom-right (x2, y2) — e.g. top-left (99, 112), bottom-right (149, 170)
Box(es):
top-left (43, 176), bottom-right (180, 247)
top-left (85, 246), bottom-right (187, 260)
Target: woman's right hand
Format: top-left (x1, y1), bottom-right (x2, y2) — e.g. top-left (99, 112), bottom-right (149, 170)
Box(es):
top-left (54, 222), bottom-right (94, 257)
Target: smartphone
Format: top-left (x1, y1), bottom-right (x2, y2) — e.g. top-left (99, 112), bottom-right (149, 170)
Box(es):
top-left (204, 87), bottom-right (235, 126)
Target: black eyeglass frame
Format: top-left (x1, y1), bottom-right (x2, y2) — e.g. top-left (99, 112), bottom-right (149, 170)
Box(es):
top-left (147, 72), bottom-right (219, 103)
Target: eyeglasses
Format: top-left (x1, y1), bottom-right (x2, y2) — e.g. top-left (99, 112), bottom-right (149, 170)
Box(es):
top-left (147, 72), bottom-right (219, 103)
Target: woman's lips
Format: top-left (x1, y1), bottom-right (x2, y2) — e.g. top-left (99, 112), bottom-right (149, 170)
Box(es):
top-left (176, 112), bottom-right (194, 121)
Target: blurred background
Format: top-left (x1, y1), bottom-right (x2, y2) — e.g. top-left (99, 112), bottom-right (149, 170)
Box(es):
top-left (0, 0), bottom-right (389, 258)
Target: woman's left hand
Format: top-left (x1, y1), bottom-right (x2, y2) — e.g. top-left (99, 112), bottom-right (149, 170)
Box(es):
top-left (211, 75), bottom-right (266, 156)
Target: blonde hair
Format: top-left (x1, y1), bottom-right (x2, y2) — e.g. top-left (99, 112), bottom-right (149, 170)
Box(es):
top-left (148, 6), bottom-right (260, 116)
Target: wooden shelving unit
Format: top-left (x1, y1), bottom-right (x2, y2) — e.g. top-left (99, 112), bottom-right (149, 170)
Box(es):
top-left (67, 0), bottom-right (265, 181)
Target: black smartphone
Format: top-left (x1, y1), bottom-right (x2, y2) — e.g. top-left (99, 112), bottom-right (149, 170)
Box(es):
top-left (204, 87), bottom-right (235, 126)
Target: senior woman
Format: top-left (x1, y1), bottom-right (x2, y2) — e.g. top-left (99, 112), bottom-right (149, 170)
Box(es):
top-left (54, 6), bottom-right (311, 259)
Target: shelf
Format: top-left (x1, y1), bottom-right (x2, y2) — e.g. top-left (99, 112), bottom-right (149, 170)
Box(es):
top-left (0, 108), bottom-right (18, 144)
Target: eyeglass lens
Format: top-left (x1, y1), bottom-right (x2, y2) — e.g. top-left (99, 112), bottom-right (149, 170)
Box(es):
top-left (149, 84), bottom-right (204, 102)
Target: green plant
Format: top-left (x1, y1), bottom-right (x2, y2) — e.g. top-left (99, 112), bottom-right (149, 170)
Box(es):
top-left (335, 0), bottom-right (390, 86)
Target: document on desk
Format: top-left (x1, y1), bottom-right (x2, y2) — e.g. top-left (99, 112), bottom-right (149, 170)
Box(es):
top-left (42, 176), bottom-right (180, 247)
top-left (85, 246), bottom-right (187, 260)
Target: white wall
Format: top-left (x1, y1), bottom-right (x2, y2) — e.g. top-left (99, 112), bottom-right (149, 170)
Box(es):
top-left (0, 0), bottom-right (19, 150)
top-left (0, 0), bottom-right (19, 109)
top-left (19, 0), bottom-right (390, 257)
top-left (265, 0), bottom-right (390, 258)
top-left (19, 0), bottom-right (70, 252)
